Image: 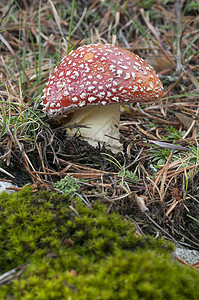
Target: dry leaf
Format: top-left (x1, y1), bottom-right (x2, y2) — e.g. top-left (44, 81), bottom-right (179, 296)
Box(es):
top-left (175, 112), bottom-right (195, 129)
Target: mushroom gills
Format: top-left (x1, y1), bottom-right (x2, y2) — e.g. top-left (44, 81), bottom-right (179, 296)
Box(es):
top-left (64, 104), bottom-right (123, 152)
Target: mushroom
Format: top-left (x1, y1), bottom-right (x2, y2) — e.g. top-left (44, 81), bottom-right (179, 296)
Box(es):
top-left (42, 44), bottom-right (163, 152)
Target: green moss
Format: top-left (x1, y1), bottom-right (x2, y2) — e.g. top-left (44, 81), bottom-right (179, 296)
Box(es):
top-left (0, 187), bottom-right (198, 299)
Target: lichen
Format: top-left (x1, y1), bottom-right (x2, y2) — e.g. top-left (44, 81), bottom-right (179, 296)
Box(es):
top-left (55, 175), bottom-right (81, 196)
top-left (0, 187), bottom-right (198, 299)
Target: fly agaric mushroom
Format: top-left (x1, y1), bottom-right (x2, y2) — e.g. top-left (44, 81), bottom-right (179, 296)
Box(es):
top-left (42, 44), bottom-right (163, 152)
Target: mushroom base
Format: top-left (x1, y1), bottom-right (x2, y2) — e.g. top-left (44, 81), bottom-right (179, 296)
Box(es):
top-left (63, 104), bottom-right (123, 153)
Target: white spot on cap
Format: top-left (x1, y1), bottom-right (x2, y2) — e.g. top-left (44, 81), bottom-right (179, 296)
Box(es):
top-left (120, 65), bottom-right (128, 70)
top-left (116, 70), bottom-right (123, 77)
top-left (45, 102), bottom-right (50, 109)
top-left (87, 47), bottom-right (94, 51)
top-left (79, 101), bottom-right (86, 107)
top-left (124, 73), bottom-right (130, 80)
top-left (85, 66), bottom-right (90, 73)
top-left (99, 92), bottom-right (106, 98)
top-left (57, 80), bottom-right (64, 88)
top-left (59, 71), bottom-right (64, 77)
top-left (64, 90), bottom-right (69, 96)
top-left (71, 71), bottom-right (79, 79)
top-left (112, 96), bottom-right (119, 102)
top-left (131, 72), bottom-right (136, 79)
top-left (88, 96), bottom-right (96, 102)
top-left (80, 93), bottom-right (87, 99)
top-left (109, 65), bottom-right (116, 71)
top-left (88, 86), bottom-right (95, 91)
top-left (66, 70), bottom-right (71, 76)
top-left (72, 97), bottom-right (79, 102)
top-left (149, 81), bottom-right (154, 89)
top-left (115, 51), bottom-right (123, 56)
top-left (133, 66), bottom-right (139, 71)
top-left (145, 66), bottom-right (151, 71)
top-left (132, 86), bottom-right (139, 92)
top-left (135, 62), bottom-right (141, 67)
top-left (50, 102), bottom-right (56, 108)
top-left (47, 88), bottom-right (51, 96)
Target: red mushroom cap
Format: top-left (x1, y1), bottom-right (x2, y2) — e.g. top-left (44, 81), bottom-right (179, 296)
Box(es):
top-left (42, 44), bottom-right (163, 117)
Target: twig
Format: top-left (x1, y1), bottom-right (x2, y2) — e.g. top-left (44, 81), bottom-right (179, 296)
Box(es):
top-left (0, 264), bottom-right (27, 286)
top-left (0, 167), bottom-right (15, 178)
top-left (144, 212), bottom-right (180, 246)
top-left (159, 151), bottom-right (174, 201)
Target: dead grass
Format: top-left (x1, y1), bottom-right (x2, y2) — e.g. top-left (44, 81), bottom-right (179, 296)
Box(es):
top-left (0, 0), bottom-right (199, 255)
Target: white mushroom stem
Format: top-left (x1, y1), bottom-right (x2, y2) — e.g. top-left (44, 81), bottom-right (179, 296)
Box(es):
top-left (64, 104), bottom-right (123, 153)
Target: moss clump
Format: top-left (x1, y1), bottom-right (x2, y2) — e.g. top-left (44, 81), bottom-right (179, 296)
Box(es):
top-left (0, 187), bottom-right (198, 299)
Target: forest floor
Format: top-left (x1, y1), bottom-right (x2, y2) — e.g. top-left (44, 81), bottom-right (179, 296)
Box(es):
top-left (0, 0), bottom-right (199, 269)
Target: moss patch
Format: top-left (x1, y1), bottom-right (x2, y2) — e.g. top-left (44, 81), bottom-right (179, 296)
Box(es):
top-left (0, 187), bottom-right (198, 299)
